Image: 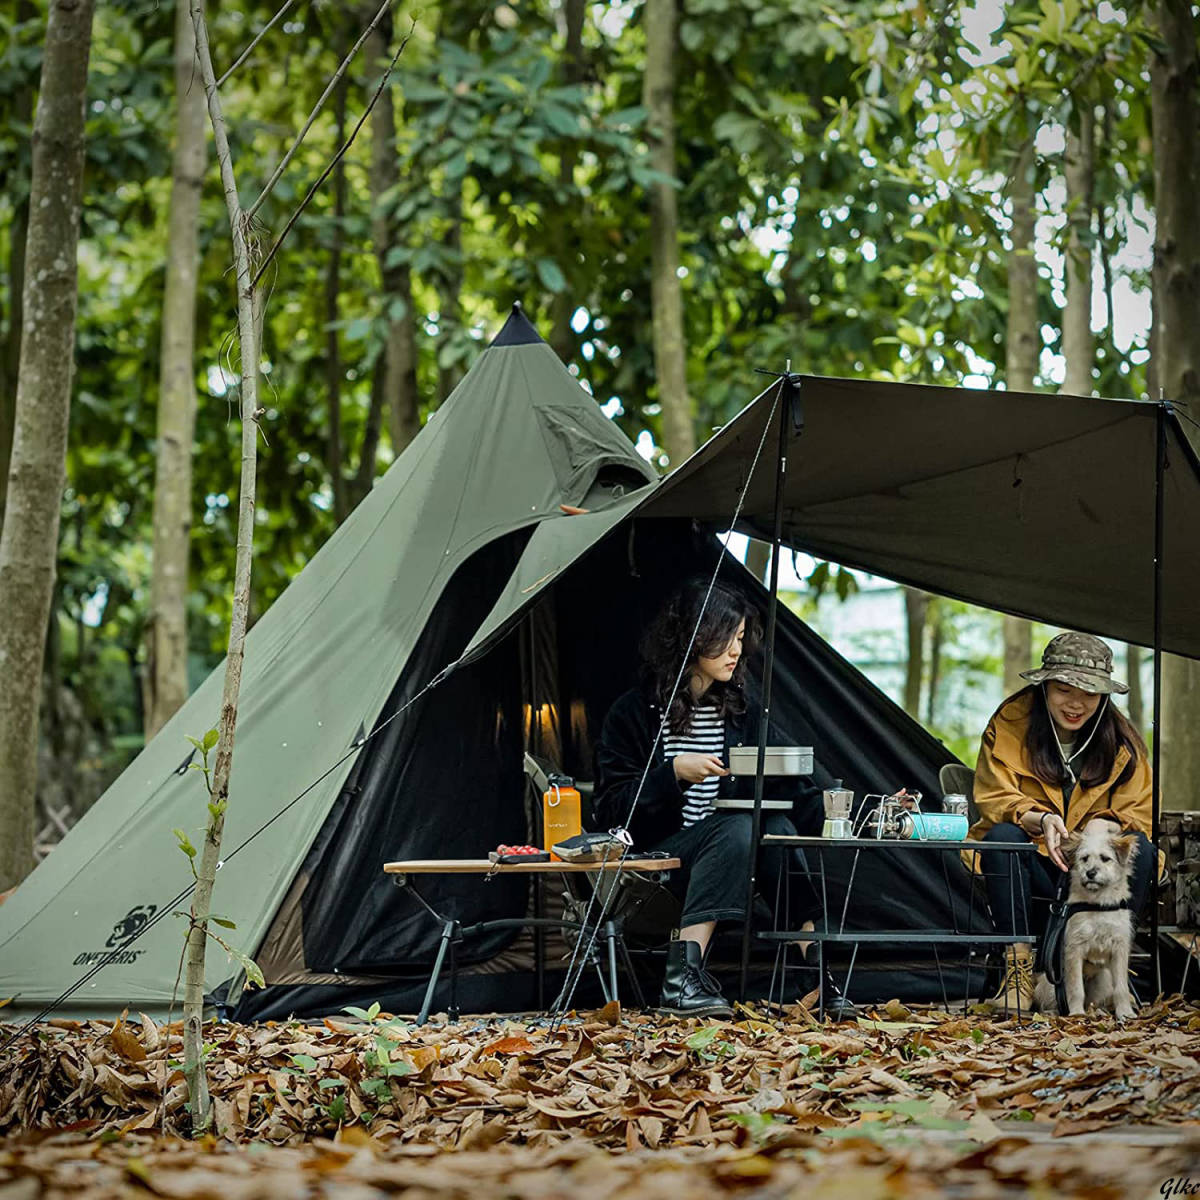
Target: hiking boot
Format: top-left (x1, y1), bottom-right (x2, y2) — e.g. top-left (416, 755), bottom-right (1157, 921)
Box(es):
top-left (659, 939), bottom-right (733, 1019)
top-left (986, 945), bottom-right (1035, 1012)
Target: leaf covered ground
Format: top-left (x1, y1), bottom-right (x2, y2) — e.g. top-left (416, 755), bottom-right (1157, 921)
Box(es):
top-left (2, 997), bottom-right (1199, 1196)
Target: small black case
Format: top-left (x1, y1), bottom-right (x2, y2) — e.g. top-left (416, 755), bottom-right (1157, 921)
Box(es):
top-left (551, 832), bottom-right (629, 863)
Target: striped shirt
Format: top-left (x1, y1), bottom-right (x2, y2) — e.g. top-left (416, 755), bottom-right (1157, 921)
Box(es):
top-left (664, 705), bottom-right (725, 827)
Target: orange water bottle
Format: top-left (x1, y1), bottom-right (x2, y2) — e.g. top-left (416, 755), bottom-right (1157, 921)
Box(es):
top-left (543, 773), bottom-right (582, 859)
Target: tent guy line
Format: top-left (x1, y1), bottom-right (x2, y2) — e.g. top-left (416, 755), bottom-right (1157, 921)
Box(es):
top-left (549, 382), bottom-right (783, 1025)
top-left (0, 658), bottom-right (465, 1053)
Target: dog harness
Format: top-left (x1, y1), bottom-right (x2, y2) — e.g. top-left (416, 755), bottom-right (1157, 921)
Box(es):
top-left (1040, 893), bottom-right (1131, 1015)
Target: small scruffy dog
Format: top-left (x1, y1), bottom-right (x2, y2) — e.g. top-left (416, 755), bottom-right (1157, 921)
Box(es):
top-left (1033, 821), bottom-right (1139, 1020)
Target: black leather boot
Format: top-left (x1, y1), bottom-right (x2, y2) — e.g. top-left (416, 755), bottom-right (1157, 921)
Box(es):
top-left (659, 939), bottom-right (733, 1018)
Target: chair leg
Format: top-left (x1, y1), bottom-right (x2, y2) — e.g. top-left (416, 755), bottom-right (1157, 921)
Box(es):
top-left (589, 938), bottom-right (612, 1005)
top-left (417, 918), bottom-right (458, 1027)
top-left (604, 920), bottom-right (620, 1004)
top-left (617, 936), bottom-right (647, 1009)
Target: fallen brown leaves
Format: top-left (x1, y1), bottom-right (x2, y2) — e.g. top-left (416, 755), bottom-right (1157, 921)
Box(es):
top-left (1, 997), bottom-right (1199, 1196)
top-left (1, 1125), bottom-right (1197, 1200)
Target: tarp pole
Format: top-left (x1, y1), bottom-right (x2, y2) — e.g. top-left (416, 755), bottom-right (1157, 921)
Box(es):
top-left (739, 377), bottom-right (794, 999)
top-left (1151, 399), bottom-right (1166, 998)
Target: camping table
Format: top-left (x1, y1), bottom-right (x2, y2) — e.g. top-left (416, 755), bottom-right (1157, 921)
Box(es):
top-left (756, 835), bottom-right (1041, 1019)
top-left (383, 857), bottom-right (680, 1024)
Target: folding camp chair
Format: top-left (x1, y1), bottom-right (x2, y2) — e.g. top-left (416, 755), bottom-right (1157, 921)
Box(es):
top-left (938, 762), bottom-right (978, 823)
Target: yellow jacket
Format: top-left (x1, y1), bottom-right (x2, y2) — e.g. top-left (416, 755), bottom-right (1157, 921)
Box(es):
top-left (965, 690), bottom-right (1161, 873)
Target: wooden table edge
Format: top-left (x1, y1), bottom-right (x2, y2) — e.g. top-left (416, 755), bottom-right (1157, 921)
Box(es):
top-left (383, 857), bottom-right (681, 874)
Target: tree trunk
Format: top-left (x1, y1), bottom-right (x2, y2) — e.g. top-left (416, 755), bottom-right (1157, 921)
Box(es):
top-left (642, 0), bottom-right (692, 465)
top-left (1002, 138), bottom-right (1037, 695)
top-left (744, 539), bottom-right (770, 584)
top-left (0, 0), bottom-right (95, 893)
top-left (350, 354), bottom-right (388, 509)
top-left (366, 11), bottom-right (419, 458)
top-left (1062, 105), bottom-right (1094, 397)
top-left (550, 0), bottom-right (585, 363)
top-left (1151, 0), bottom-right (1200, 814)
top-left (903, 587), bottom-right (929, 719)
top-left (325, 53), bottom-right (348, 525)
top-left (1099, 101), bottom-right (1116, 349)
top-left (0, 0), bottom-right (38, 536)
top-left (184, 0), bottom-right (265, 1132)
top-left (436, 187), bottom-right (464, 404)
top-left (1127, 644), bottom-right (1144, 733)
top-left (925, 599), bottom-right (944, 727)
top-left (145, 0), bottom-right (207, 739)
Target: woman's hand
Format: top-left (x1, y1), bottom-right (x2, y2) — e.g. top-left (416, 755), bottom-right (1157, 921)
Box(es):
top-left (673, 753), bottom-right (730, 785)
top-left (1021, 809), bottom-right (1069, 871)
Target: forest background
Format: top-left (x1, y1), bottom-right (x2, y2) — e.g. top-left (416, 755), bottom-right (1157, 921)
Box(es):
top-left (0, 0), bottom-right (1196, 883)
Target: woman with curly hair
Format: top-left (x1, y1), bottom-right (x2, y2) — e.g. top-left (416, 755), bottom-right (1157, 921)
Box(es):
top-left (593, 578), bottom-right (852, 1019)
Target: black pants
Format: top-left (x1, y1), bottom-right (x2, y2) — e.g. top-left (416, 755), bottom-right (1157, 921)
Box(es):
top-left (651, 810), bottom-right (822, 929)
top-left (980, 822), bottom-right (1155, 938)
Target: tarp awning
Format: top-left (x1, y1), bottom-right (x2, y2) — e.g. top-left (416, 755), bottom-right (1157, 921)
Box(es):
top-left (642, 376), bottom-right (1200, 659)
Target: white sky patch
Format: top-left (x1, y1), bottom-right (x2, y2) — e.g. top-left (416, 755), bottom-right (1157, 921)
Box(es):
top-left (82, 583), bottom-right (107, 627)
top-left (206, 365), bottom-right (228, 396)
top-left (1035, 124), bottom-right (1066, 156)
top-left (959, 342), bottom-right (995, 385)
top-left (718, 532), bottom-right (887, 593)
top-left (634, 430), bottom-right (657, 462)
top-left (959, 0), bottom-right (1006, 66)
top-left (595, 0), bottom-right (633, 39)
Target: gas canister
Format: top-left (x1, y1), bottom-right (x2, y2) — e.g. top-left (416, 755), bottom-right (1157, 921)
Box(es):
top-left (893, 811), bottom-right (969, 840)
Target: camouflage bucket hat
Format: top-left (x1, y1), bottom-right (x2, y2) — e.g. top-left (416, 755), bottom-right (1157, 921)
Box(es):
top-left (1020, 631), bottom-right (1129, 695)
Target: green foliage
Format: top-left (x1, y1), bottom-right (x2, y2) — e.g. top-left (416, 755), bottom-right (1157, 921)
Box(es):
top-left (728, 1110), bottom-right (780, 1142)
top-left (344, 1002), bottom-right (383, 1022)
top-left (684, 1025), bottom-right (722, 1050)
top-left (0, 0), bottom-right (1159, 815)
top-left (685, 1024), bottom-right (734, 1060)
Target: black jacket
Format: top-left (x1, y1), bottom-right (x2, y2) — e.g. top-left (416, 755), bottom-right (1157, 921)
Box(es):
top-left (592, 686), bottom-right (821, 848)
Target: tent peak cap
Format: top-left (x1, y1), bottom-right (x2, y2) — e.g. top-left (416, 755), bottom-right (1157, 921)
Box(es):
top-left (490, 302), bottom-right (546, 348)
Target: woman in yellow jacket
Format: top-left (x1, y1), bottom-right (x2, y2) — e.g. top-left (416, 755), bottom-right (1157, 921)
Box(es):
top-left (967, 632), bottom-right (1155, 1011)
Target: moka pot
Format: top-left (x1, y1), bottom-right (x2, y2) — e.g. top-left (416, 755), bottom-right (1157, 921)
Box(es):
top-left (822, 780), bottom-right (854, 838)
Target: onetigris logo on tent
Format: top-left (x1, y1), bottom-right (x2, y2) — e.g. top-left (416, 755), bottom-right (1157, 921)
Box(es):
top-left (72, 906), bottom-right (157, 966)
top-left (105, 905), bottom-right (158, 948)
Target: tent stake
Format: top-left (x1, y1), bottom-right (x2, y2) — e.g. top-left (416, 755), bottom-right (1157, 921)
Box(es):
top-left (1151, 398), bottom-right (1167, 999)
top-left (739, 374), bottom-right (799, 1000)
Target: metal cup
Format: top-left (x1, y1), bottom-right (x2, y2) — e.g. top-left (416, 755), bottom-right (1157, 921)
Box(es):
top-left (942, 793), bottom-right (969, 817)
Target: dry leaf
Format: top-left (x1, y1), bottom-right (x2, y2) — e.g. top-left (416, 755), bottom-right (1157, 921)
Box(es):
top-left (482, 1036), bottom-right (534, 1057)
top-left (108, 1024), bottom-right (147, 1064)
top-left (588, 1001), bottom-right (621, 1026)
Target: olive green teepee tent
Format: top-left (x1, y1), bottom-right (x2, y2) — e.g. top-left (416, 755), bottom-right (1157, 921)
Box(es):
top-left (0, 305), bottom-right (656, 1019)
